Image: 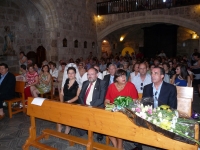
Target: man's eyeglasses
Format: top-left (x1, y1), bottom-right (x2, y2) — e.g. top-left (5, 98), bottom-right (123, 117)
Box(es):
top-left (140, 83), bottom-right (143, 90)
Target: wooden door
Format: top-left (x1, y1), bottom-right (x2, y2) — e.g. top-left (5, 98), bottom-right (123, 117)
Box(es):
top-left (36, 46), bottom-right (46, 67)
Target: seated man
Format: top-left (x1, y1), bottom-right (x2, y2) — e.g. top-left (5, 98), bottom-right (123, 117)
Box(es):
top-left (78, 68), bottom-right (107, 141)
top-left (0, 63), bottom-right (16, 119)
top-left (143, 67), bottom-right (177, 109)
top-left (133, 67), bottom-right (177, 150)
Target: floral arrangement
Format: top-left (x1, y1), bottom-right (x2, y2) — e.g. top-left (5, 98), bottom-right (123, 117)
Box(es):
top-left (105, 96), bottom-right (200, 145)
top-left (132, 103), bottom-right (200, 145)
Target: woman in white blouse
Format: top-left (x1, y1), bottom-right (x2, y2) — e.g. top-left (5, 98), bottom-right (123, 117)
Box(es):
top-left (129, 62), bottom-right (140, 82)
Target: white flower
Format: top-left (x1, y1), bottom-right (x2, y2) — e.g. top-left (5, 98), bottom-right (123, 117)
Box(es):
top-left (158, 112), bottom-right (162, 118)
top-left (144, 106), bottom-right (148, 111)
top-left (157, 107), bottom-right (160, 111)
top-left (153, 119), bottom-right (157, 124)
top-left (140, 112), bottom-right (147, 119)
top-left (147, 117), bottom-right (152, 121)
top-left (132, 108), bottom-right (135, 111)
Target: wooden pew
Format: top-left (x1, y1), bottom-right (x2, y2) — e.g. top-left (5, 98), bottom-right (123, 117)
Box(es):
top-left (176, 86), bottom-right (193, 117)
top-left (5, 81), bottom-right (26, 118)
top-left (23, 97), bottom-right (199, 150)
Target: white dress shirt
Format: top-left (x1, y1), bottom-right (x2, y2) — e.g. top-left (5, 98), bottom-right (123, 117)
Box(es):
top-left (132, 73), bottom-right (152, 93)
top-left (86, 80), bottom-right (97, 105)
top-left (50, 68), bottom-right (58, 78)
top-left (130, 72), bottom-right (140, 83)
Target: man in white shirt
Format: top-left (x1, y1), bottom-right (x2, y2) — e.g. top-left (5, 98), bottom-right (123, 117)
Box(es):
top-left (131, 63), bottom-right (152, 94)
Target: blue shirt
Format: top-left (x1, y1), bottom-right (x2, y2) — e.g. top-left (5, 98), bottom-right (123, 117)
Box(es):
top-left (152, 81), bottom-right (163, 108)
top-left (0, 72), bottom-right (8, 85)
top-left (109, 75), bottom-right (114, 85)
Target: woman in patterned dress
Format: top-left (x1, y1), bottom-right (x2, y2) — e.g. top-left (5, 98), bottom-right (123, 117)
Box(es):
top-left (24, 65), bottom-right (39, 100)
top-left (30, 65), bottom-right (51, 97)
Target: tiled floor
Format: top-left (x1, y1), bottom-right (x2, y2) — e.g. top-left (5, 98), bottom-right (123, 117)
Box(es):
top-left (0, 94), bottom-right (199, 150)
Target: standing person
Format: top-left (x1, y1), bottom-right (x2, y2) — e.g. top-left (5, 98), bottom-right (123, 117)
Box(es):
top-left (19, 51), bottom-right (27, 66)
top-left (24, 65), bottom-right (39, 100)
top-left (133, 67), bottom-right (177, 150)
top-left (78, 68), bottom-right (107, 141)
top-left (0, 63), bottom-right (16, 119)
top-left (58, 67), bottom-right (81, 134)
top-left (105, 69), bottom-right (138, 150)
top-left (103, 64), bottom-right (117, 88)
top-left (131, 63), bottom-right (152, 94)
top-left (190, 53), bottom-right (200, 94)
top-left (171, 64), bottom-right (191, 87)
top-left (129, 63), bottom-right (140, 82)
top-left (57, 62), bottom-right (66, 94)
top-left (30, 65), bottom-right (51, 97)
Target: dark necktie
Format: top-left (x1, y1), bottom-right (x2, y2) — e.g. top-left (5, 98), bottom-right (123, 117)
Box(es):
top-left (84, 82), bottom-right (93, 105)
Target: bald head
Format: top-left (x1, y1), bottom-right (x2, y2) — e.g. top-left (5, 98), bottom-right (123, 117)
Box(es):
top-left (139, 63), bottom-right (147, 76)
top-left (87, 68), bottom-right (98, 82)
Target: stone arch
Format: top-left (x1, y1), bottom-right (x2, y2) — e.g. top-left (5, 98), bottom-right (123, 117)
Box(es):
top-left (97, 15), bottom-right (200, 41)
top-left (30, 0), bottom-right (59, 29)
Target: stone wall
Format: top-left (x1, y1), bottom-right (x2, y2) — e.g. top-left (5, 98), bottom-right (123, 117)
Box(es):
top-left (96, 5), bottom-right (200, 54)
top-left (0, 0), bottom-right (45, 56)
top-left (54, 0), bottom-right (98, 61)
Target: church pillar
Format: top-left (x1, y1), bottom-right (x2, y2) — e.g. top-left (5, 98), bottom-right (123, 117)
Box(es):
top-left (45, 29), bottom-right (58, 61)
top-left (97, 40), bottom-right (102, 59)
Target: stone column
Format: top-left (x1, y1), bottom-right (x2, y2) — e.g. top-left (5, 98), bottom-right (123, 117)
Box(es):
top-left (97, 40), bottom-right (102, 59)
top-left (45, 29), bottom-right (58, 61)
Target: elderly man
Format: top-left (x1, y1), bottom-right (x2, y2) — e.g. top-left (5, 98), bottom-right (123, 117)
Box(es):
top-left (78, 68), bottom-right (107, 141)
top-left (131, 63), bottom-right (152, 94)
top-left (103, 64), bottom-right (117, 89)
top-left (0, 63), bottom-right (16, 119)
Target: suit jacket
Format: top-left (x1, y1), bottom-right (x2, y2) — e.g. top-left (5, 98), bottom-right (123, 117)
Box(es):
top-left (103, 74), bottom-right (111, 89)
top-left (78, 78), bottom-right (107, 108)
top-left (143, 81), bottom-right (177, 109)
top-left (0, 72), bottom-right (16, 101)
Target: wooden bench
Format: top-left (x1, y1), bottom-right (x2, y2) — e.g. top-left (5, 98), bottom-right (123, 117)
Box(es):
top-left (176, 86), bottom-right (193, 117)
top-left (23, 97), bottom-right (199, 150)
top-left (5, 81), bottom-right (26, 118)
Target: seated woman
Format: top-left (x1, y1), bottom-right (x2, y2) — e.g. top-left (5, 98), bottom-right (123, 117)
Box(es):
top-left (58, 67), bottom-right (80, 134)
top-left (171, 64), bottom-right (191, 87)
top-left (24, 65), bottom-right (39, 100)
top-left (105, 69), bottom-right (138, 150)
top-left (30, 65), bottom-right (51, 97)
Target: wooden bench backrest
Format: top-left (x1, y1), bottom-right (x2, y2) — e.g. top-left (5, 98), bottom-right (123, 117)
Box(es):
top-left (27, 98), bottom-right (199, 150)
top-left (176, 86), bottom-right (193, 117)
top-left (176, 86), bottom-right (193, 100)
top-left (15, 81), bottom-right (25, 93)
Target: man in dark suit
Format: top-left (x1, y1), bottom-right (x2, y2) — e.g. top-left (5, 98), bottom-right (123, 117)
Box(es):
top-left (103, 64), bottom-right (117, 89)
top-left (133, 67), bottom-right (177, 150)
top-left (0, 63), bottom-right (16, 119)
top-left (143, 67), bottom-right (177, 109)
top-left (78, 68), bottom-right (107, 140)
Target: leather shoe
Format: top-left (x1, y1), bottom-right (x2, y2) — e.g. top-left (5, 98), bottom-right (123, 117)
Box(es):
top-left (0, 114), bottom-right (5, 120)
top-left (96, 134), bottom-right (103, 141)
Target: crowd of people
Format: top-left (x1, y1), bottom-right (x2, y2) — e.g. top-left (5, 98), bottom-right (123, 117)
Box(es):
top-left (0, 49), bottom-right (199, 150)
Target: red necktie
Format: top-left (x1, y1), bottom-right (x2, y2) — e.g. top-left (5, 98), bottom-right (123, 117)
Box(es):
top-left (84, 82), bottom-right (93, 105)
